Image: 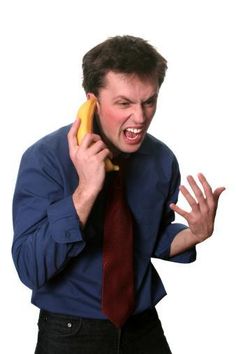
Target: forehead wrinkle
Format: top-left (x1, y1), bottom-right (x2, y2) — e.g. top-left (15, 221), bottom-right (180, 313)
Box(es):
top-left (113, 92), bottom-right (158, 104)
top-left (100, 71), bottom-right (159, 102)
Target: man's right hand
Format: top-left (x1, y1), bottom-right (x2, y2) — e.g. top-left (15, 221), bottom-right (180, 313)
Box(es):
top-left (67, 119), bottom-right (111, 226)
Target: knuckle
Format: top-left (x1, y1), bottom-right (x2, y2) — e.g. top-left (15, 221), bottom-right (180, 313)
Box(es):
top-left (103, 148), bottom-right (110, 155)
top-left (208, 200), bottom-right (215, 209)
top-left (196, 190), bottom-right (203, 198)
top-left (189, 199), bottom-right (197, 207)
top-left (96, 139), bottom-right (105, 148)
top-left (207, 186), bottom-right (213, 194)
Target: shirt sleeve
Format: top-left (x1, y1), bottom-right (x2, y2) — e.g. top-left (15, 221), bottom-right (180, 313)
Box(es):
top-left (152, 156), bottom-right (196, 263)
top-left (12, 142), bottom-right (86, 290)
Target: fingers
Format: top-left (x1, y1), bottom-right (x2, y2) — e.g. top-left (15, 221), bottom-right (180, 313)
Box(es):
top-left (79, 132), bottom-right (110, 162)
top-left (179, 184), bottom-right (199, 212)
top-left (68, 119), bottom-right (101, 147)
top-left (170, 173), bottom-right (225, 217)
top-left (186, 173), bottom-right (225, 207)
top-left (67, 119), bottom-right (111, 171)
top-left (213, 187), bottom-right (226, 203)
top-left (169, 202), bottom-right (189, 218)
top-left (170, 174), bottom-right (225, 242)
top-left (197, 173), bottom-right (212, 196)
top-left (186, 175), bottom-right (206, 203)
top-left (68, 119), bottom-right (80, 152)
top-left (68, 119), bottom-right (105, 152)
top-left (81, 133), bottom-right (106, 151)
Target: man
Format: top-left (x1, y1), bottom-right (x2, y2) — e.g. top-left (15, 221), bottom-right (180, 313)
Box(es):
top-left (12, 35), bottom-right (225, 354)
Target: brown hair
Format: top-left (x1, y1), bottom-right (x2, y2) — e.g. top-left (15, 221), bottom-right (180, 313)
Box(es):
top-left (82, 35), bottom-right (167, 95)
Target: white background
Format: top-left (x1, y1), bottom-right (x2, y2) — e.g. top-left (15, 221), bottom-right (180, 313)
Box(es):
top-left (0, 0), bottom-right (235, 353)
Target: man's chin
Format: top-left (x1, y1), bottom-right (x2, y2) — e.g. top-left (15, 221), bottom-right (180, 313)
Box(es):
top-left (117, 142), bottom-right (142, 155)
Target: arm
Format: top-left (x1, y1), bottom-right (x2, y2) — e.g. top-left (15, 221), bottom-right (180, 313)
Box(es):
top-left (170, 173), bottom-right (225, 257)
top-left (153, 156), bottom-right (196, 263)
top-left (12, 120), bottom-right (110, 290)
top-left (12, 142), bottom-right (86, 290)
top-left (68, 119), bottom-right (111, 225)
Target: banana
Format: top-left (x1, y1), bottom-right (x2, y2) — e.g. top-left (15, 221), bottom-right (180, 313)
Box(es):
top-left (76, 98), bottom-right (97, 144)
top-left (76, 98), bottom-right (119, 172)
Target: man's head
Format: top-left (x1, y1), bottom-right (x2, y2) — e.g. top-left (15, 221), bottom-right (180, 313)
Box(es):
top-left (82, 35), bottom-right (167, 96)
top-left (81, 35), bottom-right (167, 154)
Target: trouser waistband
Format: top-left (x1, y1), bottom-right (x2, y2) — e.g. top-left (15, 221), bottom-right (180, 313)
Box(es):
top-left (39, 307), bottom-right (158, 328)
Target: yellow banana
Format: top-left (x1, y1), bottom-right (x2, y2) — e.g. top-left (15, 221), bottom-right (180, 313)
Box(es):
top-left (76, 98), bottom-right (97, 144)
top-left (76, 98), bottom-right (119, 172)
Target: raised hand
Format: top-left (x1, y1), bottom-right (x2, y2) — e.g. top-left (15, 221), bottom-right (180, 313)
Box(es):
top-left (170, 173), bottom-right (225, 244)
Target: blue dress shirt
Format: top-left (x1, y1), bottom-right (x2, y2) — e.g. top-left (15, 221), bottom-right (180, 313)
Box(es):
top-left (12, 125), bottom-right (196, 319)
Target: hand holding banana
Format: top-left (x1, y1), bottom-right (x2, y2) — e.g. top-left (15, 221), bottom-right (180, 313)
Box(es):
top-left (76, 98), bottom-right (119, 172)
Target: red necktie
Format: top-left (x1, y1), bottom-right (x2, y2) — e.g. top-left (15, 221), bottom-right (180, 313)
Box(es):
top-left (102, 163), bottom-right (135, 327)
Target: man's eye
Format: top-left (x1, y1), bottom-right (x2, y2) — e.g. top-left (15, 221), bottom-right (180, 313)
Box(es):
top-left (117, 102), bottom-right (130, 107)
top-left (143, 99), bottom-right (155, 107)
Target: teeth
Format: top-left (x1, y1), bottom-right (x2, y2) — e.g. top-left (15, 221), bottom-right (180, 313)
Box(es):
top-left (126, 128), bottom-right (142, 134)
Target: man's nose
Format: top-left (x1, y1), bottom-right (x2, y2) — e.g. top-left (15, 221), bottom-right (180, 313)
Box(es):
top-left (132, 104), bottom-right (145, 123)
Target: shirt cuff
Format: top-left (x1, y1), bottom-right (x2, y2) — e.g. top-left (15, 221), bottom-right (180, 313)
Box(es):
top-left (157, 223), bottom-right (197, 263)
top-left (168, 246), bottom-right (196, 263)
top-left (47, 196), bottom-right (84, 244)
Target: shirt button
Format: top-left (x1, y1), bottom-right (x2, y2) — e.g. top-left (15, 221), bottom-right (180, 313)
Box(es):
top-left (67, 322), bottom-right (72, 328)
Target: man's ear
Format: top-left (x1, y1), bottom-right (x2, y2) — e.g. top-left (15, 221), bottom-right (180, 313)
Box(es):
top-left (86, 92), bottom-right (97, 100)
top-left (86, 92), bottom-right (100, 114)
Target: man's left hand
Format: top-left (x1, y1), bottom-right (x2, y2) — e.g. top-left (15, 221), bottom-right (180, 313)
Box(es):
top-left (170, 173), bottom-right (225, 244)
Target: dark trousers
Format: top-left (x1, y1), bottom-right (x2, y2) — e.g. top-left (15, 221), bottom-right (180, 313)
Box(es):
top-left (35, 308), bottom-right (172, 354)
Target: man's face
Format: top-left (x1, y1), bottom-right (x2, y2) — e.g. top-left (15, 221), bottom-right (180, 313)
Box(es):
top-left (93, 71), bottom-right (159, 154)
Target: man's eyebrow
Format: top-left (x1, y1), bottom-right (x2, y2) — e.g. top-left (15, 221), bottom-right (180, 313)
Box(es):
top-left (143, 93), bottom-right (158, 103)
top-left (113, 93), bottom-right (158, 103)
top-left (113, 95), bottom-right (133, 101)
